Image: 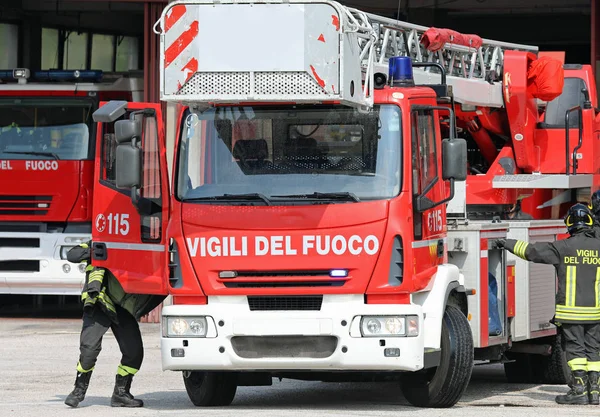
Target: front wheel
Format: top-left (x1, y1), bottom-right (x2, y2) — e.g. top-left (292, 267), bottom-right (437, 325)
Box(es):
top-left (183, 371), bottom-right (238, 406)
top-left (401, 305), bottom-right (474, 408)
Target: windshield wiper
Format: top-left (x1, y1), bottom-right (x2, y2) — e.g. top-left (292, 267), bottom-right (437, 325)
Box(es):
top-left (186, 193), bottom-right (272, 205)
top-left (3, 151), bottom-right (60, 160)
top-left (272, 192), bottom-right (360, 202)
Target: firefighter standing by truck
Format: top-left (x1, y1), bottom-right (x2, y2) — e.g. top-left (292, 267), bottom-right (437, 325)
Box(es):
top-left (63, 241), bottom-right (165, 408)
top-left (496, 203), bottom-right (600, 405)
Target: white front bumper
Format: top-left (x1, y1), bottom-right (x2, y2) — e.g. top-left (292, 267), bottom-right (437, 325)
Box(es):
top-left (161, 294), bottom-right (425, 372)
top-left (0, 231), bottom-right (88, 295)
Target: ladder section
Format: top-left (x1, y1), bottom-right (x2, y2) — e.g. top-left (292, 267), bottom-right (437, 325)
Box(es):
top-left (156, 0), bottom-right (376, 110)
top-left (361, 13), bottom-right (538, 107)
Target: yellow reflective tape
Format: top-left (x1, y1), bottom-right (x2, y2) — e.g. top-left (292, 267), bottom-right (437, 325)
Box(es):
top-left (565, 266), bottom-right (572, 307)
top-left (514, 241), bottom-right (523, 257)
top-left (81, 243), bottom-right (89, 249)
top-left (555, 312), bottom-right (600, 321)
top-left (520, 242), bottom-right (529, 258)
top-left (588, 361), bottom-right (600, 372)
top-left (88, 276), bottom-right (104, 284)
top-left (117, 364), bottom-right (139, 376)
top-left (76, 362), bottom-right (94, 373)
top-left (568, 358), bottom-right (588, 371)
top-left (556, 304), bottom-right (600, 313)
top-left (97, 293), bottom-right (116, 313)
top-left (85, 265), bottom-right (94, 271)
top-left (572, 266), bottom-right (577, 306)
top-left (515, 241), bottom-right (524, 257)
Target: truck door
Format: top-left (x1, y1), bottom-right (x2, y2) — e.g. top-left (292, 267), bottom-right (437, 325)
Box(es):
top-left (90, 101), bottom-right (169, 295)
top-left (409, 101), bottom-right (447, 276)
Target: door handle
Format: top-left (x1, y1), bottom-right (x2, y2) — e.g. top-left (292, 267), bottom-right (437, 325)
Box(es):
top-left (436, 239), bottom-right (444, 257)
top-left (92, 242), bottom-right (107, 261)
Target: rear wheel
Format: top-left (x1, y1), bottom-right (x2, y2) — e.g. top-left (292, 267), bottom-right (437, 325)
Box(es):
top-left (538, 333), bottom-right (569, 384)
top-left (401, 305), bottom-right (474, 408)
top-left (183, 371), bottom-right (238, 406)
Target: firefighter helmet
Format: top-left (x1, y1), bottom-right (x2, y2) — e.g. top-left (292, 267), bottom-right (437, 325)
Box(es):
top-left (565, 203), bottom-right (594, 235)
top-left (590, 190), bottom-right (600, 219)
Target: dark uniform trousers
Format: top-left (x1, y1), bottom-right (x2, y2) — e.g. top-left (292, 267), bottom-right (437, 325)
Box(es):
top-left (78, 305), bottom-right (144, 375)
top-left (504, 230), bottom-right (600, 373)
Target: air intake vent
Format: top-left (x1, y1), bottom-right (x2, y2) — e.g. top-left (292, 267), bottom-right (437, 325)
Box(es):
top-left (388, 235), bottom-right (403, 285)
top-left (247, 296), bottom-right (323, 311)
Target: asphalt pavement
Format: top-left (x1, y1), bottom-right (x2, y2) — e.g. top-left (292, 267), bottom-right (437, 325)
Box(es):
top-left (1, 317), bottom-right (598, 417)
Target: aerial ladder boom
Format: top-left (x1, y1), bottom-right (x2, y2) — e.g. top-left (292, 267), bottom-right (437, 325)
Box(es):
top-left (156, 0), bottom-right (537, 110)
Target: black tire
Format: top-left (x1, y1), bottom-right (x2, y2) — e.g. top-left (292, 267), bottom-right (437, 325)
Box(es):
top-left (183, 371), bottom-right (238, 406)
top-left (537, 333), bottom-right (569, 384)
top-left (401, 305), bottom-right (474, 408)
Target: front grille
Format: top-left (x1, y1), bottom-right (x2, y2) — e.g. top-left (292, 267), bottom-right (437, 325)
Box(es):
top-left (231, 336), bottom-right (337, 359)
top-left (221, 270), bottom-right (347, 288)
top-left (0, 195), bottom-right (52, 216)
top-left (0, 238), bottom-right (40, 248)
top-left (0, 260), bottom-right (39, 272)
top-left (247, 296), bottom-right (323, 311)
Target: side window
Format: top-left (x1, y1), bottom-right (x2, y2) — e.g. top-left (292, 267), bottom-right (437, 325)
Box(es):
top-left (140, 115), bottom-right (162, 243)
top-left (101, 124), bottom-right (117, 185)
top-left (411, 108), bottom-right (438, 240)
top-left (411, 109), bottom-right (437, 196)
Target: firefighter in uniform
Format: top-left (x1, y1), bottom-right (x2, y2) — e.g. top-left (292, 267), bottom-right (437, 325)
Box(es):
top-left (496, 203), bottom-right (600, 405)
top-left (64, 241), bottom-right (165, 408)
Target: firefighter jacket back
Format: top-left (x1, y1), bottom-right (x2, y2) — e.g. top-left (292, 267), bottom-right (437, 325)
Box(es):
top-left (505, 229), bottom-right (600, 324)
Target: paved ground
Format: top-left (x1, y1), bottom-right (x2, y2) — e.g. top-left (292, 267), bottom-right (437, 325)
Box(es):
top-left (1, 318), bottom-right (599, 417)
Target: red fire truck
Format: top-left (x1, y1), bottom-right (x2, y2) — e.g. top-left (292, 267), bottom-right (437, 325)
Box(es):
top-left (0, 69), bottom-right (142, 296)
top-left (89, 0), bottom-right (599, 408)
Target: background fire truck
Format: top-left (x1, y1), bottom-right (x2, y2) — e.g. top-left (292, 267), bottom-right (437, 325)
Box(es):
top-left (89, 0), bottom-right (598, 409)
top-left (0, 69), bottom-right (142, 297)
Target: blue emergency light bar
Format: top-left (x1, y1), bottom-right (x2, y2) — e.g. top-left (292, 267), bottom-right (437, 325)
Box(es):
top-left (389, 56), bottom-right (415, 87)
top-left (33, 70), bottom-right (103, 82)
top-left (0, 68), bottom-right (103, 83)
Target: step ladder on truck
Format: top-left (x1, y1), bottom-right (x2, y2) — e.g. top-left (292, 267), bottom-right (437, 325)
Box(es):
top-left (87, 0), bottom-right (600, 408)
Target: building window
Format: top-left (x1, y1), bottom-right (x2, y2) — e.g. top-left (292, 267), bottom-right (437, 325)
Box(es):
top-left (116, 36), bottom-right (140, 71)
top-left (63, 31), bottom-right (88, 70)
top-left (0, 24), bottom-right (19, 68)
top-left (41, 28), bottom-right (60, 70)
top-left (91, 34), bottom-right (115, 71)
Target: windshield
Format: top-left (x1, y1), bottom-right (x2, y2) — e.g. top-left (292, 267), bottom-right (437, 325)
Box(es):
top-left (0, 98), bottom-right (93, 160)
top-left (177, 105), bottom-right (401, 203)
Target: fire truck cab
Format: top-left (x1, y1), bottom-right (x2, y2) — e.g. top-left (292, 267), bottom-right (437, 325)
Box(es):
top-left (0, 68), bottom-right (142, 295)
top-left (88, 0), bottom-right (599, 409)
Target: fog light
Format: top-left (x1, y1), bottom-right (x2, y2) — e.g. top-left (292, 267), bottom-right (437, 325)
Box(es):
top-left (171, 348), bottom-right (185, 357)
top-left (384, 348), bottom-right (400, 357)
top-left (62, 263), bottom-right (71, 273)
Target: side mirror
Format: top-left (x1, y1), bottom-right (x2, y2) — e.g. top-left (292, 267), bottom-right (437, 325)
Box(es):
top-left (115, 119), bottom-right (141, 144)
top-left (442, 138), bottom-right (467, 181)
top-left (115, 144), bottom-right (141, 189)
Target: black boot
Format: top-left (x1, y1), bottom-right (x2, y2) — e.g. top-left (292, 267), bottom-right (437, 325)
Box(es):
top-left (556, 370), bottom-right (589, 405)
top-left (64, 371), bottom-right (92, 408)
top-left (110, 374), bottom-right (144, 407)
top-left (589, 371), bottom-right (600, 405)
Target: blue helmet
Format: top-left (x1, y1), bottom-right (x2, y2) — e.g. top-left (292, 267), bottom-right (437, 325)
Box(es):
top-left (565, 203), bottom-right (594, 235)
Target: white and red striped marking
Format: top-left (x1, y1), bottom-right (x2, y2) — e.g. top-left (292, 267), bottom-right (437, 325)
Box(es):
top-left (164, 4), bottom-right (200, 91)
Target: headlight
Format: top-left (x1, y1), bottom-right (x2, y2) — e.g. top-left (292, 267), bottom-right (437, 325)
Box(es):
top-left (163, 317), bottom-right (208, 337)
top-left (360, 315), bottom-right (419, 337)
